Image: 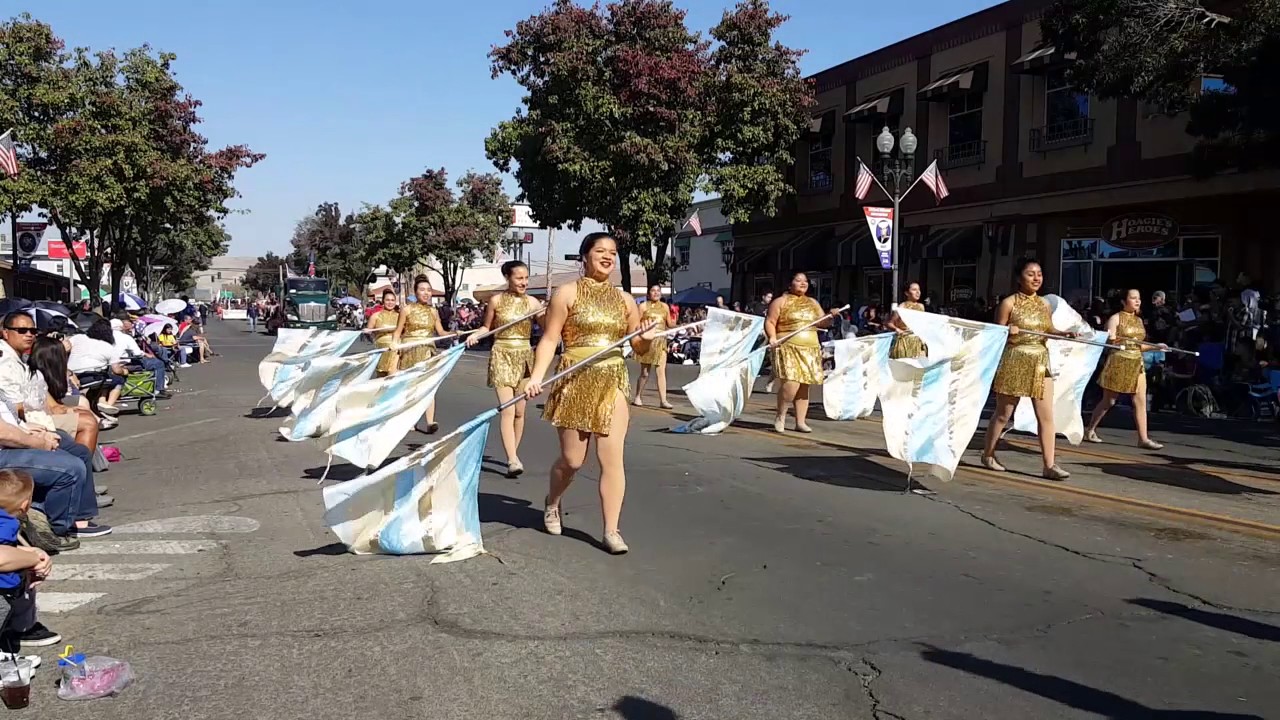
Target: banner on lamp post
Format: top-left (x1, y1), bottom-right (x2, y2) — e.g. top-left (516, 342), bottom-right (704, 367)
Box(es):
top-left (863, 206), bottom-right (894, 271)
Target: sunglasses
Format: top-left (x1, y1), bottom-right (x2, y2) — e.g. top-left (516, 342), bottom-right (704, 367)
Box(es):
top-left (3, 327), bottom-right (37, 335)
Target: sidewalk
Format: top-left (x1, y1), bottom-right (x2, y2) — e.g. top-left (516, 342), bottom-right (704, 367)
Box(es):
top-left (644, 362), bottom-right (1280, 535)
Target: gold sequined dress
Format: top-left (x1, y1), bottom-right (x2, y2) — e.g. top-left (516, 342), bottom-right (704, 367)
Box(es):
top-left (1099, 310), bottom-right (1146, 394)
top-left (992, 292), bottom-right (1052, 399)
top-left (543, 277), bottom-right (630, 435)
top-left (635, 301), bottom-right (670, 366)
top-left (488, 292), bottom-right (536, 389)
top-left (368, 308), bottom-right (400, 375)
top-left (398, 303), bottom-right (439, 369)
top-left (773, 293), bottom-right (824, 385)
top-left (889, 300), bottom-right (928, 359)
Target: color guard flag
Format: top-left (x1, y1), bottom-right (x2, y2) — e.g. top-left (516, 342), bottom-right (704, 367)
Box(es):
top-left (280, 350), bottom-right (382, 440)
top-left (1009, 295), bottom-right (1108, 445)
top-left (263, 330), bottom-right (362, 408)
top-left (823, 334), bottom-right (893, 420)
top-left (671, 308), bottom-right (766, 434)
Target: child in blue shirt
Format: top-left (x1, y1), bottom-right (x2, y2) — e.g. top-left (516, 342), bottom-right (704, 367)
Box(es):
top-left (0, 470), bottom-right (55, 666)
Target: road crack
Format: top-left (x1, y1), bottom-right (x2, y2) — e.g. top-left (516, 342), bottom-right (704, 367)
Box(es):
top-left (841, 657), bottom-right (907, 720)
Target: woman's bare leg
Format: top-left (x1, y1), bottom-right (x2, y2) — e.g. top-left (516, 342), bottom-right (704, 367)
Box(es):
top-left (1086, 389), bottom-right (1119, 434)
top-left (794, 383), bottom-right (812, 430)
top-left (983, 393), bottom-right (1019, 460)
top-left (1133, 373), bottom-right (1151, 443)
top-left (776, 381), bottom-right (799, 429)
top-left (594, 392), bottom-right (630, 535)
top-left (633, 365), bottom-right (651, 404)
top-left (549, 428), bottom-right (590, 509)
top-left (495, 386), bottom-right (518, 462)
top-left (656, 364), bottom-right (670, 406)
top-left (1032, 378), bottom-right (1057, 470)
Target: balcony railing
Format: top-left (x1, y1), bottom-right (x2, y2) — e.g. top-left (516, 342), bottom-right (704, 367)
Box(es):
top-left (1029, 117), bottom-right (1095, 152)
top-left (934, 140), bottom-right (987, 169)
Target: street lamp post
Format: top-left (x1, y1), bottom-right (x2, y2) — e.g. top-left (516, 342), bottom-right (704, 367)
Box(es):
top-left (875, 126), bottom-right (917, 306)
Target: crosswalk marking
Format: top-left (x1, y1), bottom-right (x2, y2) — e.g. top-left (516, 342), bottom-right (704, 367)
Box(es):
top-left (49, 563), bottom-right (171, 582)
top-left (66, 539), bottom-right (219, 555)
top-left (36, 592), bottom-right (105, 614)
top-left (114, 515), bottom-right (260, 534)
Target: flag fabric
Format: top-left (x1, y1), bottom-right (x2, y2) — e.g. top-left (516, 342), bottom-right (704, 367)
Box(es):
top-left (322, 409), bottom-right (493, 560)
top-left (918, 160), bottom-right (950, 204)
top-left (880, 309), bottom-right (1008, 482)
top-left (823, 334), bottom-right (893, 420)
top-left (854, 160), bottom-right (875, 201)
top-left (280, 350), bottom-right (382, 440)
top-left (1009, 295), bottom-right (1108, 445)
top-left (685, 211), bottom-right (702, 236)
top-left (263, 330), bottom-right (362, 408)
top-left (258, 327), bottom-right (324, 390)
top-left (0, 130), bottom-right (18, 177)
top-left (671, 308), bottom-right (766, 434)
top-left (319, 344), bottom-right (466, 470)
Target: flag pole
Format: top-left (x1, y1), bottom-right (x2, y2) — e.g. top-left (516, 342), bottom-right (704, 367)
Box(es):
top-left (774, 305), bottom-right (850, 346)
top-left (466, 306), bottom-right (543, 344)
top-left (944, 316), bottom-right (1125, 351)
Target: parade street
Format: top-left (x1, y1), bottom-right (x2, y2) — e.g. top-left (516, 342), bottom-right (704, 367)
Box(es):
top-left (36, 321), bottom-right (1280, 720)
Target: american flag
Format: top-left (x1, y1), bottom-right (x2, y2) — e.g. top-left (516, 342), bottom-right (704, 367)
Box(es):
top-left (307, 250), bottom-right (316, 278)
top-left (918, 160), bottom-right (950, 204)
top-left (684, 211), bottom-right (702, 236)
top-left (853, 160), bottom-right (874, 201)
top-left (0, 130), bottom-right (18, 178)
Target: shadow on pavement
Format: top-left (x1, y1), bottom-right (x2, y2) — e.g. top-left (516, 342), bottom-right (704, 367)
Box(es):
top-left (478, 492), bottom-right (605, 551)
top-left (612, 695), bottom-right (679, 720)
top-left (245, 407), bottom-right (289, 419)
top-left (293, 543), bottom-right (349, 557)
top-left (1084, 462), bottom-right (1276, 496)
top-left (918, 644), bottom-right (1263, 719)
top-left (750, 454), bottom-right (914, 493)
top-left (1127, 598), bottom-right (1280, 642)
top-left (303, 464), bottom-right (365, 482)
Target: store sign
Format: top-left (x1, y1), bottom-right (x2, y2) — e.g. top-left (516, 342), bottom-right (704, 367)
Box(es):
top-left (48, 240), bottom-right (87, 260)
top-left (862, 206), bottom-right (894, 270)
top-left (950, 285), bottom-right (974, 301)
top-left (1104, 213), bottom-right (1179, 251)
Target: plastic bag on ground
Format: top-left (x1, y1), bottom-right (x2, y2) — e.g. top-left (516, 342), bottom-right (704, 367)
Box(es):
top-left (57, 655), bottom-right (134, 700)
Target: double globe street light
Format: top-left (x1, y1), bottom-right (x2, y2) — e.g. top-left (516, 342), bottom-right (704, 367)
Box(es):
top-left (875, 126), bottom-right (917, 305)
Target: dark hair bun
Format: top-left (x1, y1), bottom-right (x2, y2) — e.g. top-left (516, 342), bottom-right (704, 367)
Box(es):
top-left (501, 260), bottom-right (528, 278)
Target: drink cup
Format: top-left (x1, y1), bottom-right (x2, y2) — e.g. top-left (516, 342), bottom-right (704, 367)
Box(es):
top-left (0, 657), bottom-right (31, 709)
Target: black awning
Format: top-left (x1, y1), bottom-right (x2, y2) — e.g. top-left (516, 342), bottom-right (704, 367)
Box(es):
top-left (844, 88), bottom-right (904, 124)
top-left (804, 110), bottom-right (836, 140)
top-left (1010, 45), bottom-right (1076, 75)
top-left (731, 245), bottom-right (772, 272)
top-left (917, 63), bottom-right (989, 102)
top-left (920, 226), bottom-right (982, 259)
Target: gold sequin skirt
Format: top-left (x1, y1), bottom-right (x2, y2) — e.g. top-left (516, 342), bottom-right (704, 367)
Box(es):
top-left (399, 342), bottom-right (437, 370)
top-left (543, 354), bottom-right (629, 435)
top-left (1099, 352), bottom-right (1143, 394)
top-left (773, 342), bottom-right (823, 385)
top-left (992, 344), bottom-right (1049, 399)
top-left (488, 343), bottom-right (534, 389)
top-left (375, 341), bottom-right (397, 374)
top-left (635, 336), bottom-right (667, 366)
top-left (889, 333), bottom-right (927, 359)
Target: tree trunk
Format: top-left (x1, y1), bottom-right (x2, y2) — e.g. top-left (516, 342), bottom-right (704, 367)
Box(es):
top-left (618, 249), bottom-right (633, 294)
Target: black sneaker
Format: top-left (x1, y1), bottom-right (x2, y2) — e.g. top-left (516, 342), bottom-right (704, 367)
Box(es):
top-left (20, 511), bottom-right (80, 554)
top-left (18, 623), bottom-right (61, 648)
top-left (156, 391), bottom-right (173, 399)
top-left (73, 522), bottom-right (112, 538)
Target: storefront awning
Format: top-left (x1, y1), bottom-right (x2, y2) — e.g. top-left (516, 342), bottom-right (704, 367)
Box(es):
top-left (920, 226), bottom-right (983, 260)
top-left (804, 110), bottom-right (837, 139)
top-left (844, 88), bottom-right (904, 124)
top-left (731, 244), bottom-right (772, 272)
top-left (1010, 46), bottom-right (1076, 75)
top-left (917, 64), bottom-right (989, 102)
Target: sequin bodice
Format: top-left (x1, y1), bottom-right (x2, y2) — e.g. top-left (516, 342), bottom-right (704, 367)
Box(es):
top-left (403, 303), bottom-right (438, 338)
top-left (777, 293), bottom-right (821, 335)
top-left (1007, 293), bottom-right (1051, 347)
top-left (493, 293), bottom-right (534, 340)
top-left (640, 301), bottom-right (669, 328)
top-left (563, 277), bottom-right (627, 348)
top-left (1113, 311), bottom-right (1146, 356)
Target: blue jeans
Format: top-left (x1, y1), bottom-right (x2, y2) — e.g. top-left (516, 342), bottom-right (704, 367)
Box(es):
top-left (0, 445), bottom-right (86, 535)
top-left (248, 316), bottom-right (257, 331)
top-left (137, 356), bottom-right (166, 393)
top-left (55, 431), bottom-right (98, 521)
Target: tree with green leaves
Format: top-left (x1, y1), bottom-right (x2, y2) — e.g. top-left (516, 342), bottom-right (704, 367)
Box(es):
top-left (487, 0), bottom-right (812, 289)
top-left (1042, 0), bottom-right (1280, 174)
top-left (289, 202), bottom-right (369, 295)
top-left (132, 220), bottom-right (230, 299)
top-left (243, 251), bottom-right (288, 294)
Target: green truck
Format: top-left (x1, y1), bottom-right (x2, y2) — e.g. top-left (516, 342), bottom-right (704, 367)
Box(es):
top-left (277, 277), bottom-right (338, 331)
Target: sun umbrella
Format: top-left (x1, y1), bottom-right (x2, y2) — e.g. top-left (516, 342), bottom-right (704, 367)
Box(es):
top-left (117, 292), bottom-right (147, 311)
top-left (142, 321), bottom-right (170, 338)
top-left (69, 311), bottom-right (102, 331)
top-left (0, 298), bottom-right (32, 317)
top-left (337, 296), bottom-right (362, 306)
top-left (155, 298), bottom-right (186, 314)
top-left (26, 305), bottom-right (71, 330)
top-left (138, 313), bottom-right (171, 326)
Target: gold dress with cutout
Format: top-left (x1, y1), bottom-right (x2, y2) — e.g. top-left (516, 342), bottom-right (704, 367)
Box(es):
top-left (992, 292), bottom-right (1052, 399)
top-left (635, 301), bottom-right (670, 366)
top-left (1098, 310), bottom-right (1146, 394)
top-left (368, 308), bottom-right (400, 375)
top-left (488, 292), bottom-right (536, 389)
top-left (398, 303), bottom-right (439, 369)
top-left (888, 300), bottom-right (928, 359)
top-left (543, 277), bottom-right (631, 434)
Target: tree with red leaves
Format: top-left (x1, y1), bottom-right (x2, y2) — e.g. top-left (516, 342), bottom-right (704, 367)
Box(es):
top-left (487, 0), bottom-right (811, 289)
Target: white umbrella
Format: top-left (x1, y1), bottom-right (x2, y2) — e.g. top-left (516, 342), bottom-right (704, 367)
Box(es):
top-left (155, 298), bottom-right (186, 314)
top-left (142, 321), bottom-right (171, 338)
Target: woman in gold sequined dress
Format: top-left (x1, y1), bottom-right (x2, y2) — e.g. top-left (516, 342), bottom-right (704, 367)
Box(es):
top-left (886, 282), bottom-right (928, 359)
top-left (765, 272), bottom-right (841, 433)
top-left (391, 275), bottom-right (447, 434)
top-left (525, 233), bottom-right (659, 555)
top-left (367, 289), bottom-right (400, 377)
top-left (632, 284), bottom-right (673, 409)
top-left (1084, 289), bottom-right (1166, 449)
top-left (467, 260), bottom-right (542, 476)
top-left (981, 259), bottom-right (1076, 480)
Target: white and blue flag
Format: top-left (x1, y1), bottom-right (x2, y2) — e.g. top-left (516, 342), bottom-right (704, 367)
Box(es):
top-left (1010, 294), bottom-right (1108, 445)
top-left (262, 330), bottom-right (362, 408)
top-left (823, 334), bottom-right (893, 421)
top-left (280, 350), bottom-right (382, 440)
top-left (322, 409), bottom-right (493, 561)
top-left (880, 309), bottom-right (1008, 482)
top-left (671, 309), bottom-right (766, 434)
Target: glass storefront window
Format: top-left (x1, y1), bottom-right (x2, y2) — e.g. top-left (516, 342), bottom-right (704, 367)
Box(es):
top-left (943, 263), bottom-right (977, 305)
top-left (1062, 238), bottom-right (1097, 260)
top-left (1061, 261), bottom-right (1093, 309)
top-left (1096, 240), bottom-right (1180, 259)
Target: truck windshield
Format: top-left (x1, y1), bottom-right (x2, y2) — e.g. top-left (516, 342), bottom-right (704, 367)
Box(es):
top-left (286, 279), bottom-right (328, 294)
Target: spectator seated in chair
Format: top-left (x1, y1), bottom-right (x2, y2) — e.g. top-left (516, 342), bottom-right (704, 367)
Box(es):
top-left (111, 314), bottom-right (170, 400)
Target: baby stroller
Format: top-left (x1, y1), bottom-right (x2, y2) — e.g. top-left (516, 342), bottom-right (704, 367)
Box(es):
top-left (117, 362), bottom-right (161, 416)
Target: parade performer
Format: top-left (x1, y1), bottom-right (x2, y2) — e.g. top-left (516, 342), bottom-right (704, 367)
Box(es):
top-left (367, 289), bottom-right (399, 377)
top-left (632, 284), bottom-right (673, 409)
top-left (765, 272), bottom-right (840, 433)
top-left (391, 275), bottom-right (447, 434)
top-left (525, 232), bottom-right (659, 555)
top-left (887, 282), bottom-right (928, 359)
top-left (467, 260), bottom-right (541, 477)
top-left (981, 258), bottom-right (1075, 480)
top-left (1085, 289), bottom-right (1166, 449)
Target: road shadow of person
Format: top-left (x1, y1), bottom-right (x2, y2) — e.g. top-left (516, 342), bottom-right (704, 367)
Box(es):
top-left (751, 454), bottom-right (918, 493)
top-left (1127, 598), bottom-right (1280, 642)
top-left (612, 696), bottom-right (679, 720)
top-left (245, 406), bottom-right (289, 419)
top-left (478, 492), bottom-right (604, 550)
top-left (302, 463), bottom-right (364, 482)
top-left (918, 644), bottom-right (1263, 719)
top-left (293, 543), bottom-right (349, 558)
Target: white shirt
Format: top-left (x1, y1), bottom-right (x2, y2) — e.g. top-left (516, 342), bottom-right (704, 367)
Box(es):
top-left (67, 334), bottom-right (120, 373)
top-left (0, 341), bottom-right (29, 410)
top-left (112, 330), bottom-right (143, 361)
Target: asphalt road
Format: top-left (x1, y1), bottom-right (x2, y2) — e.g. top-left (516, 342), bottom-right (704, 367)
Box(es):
top-left (31, 321), bottom-right (1280, 719)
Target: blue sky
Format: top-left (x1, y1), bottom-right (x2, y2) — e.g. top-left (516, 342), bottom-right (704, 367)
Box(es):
top-left (18, 0), bottom-right (998, 265)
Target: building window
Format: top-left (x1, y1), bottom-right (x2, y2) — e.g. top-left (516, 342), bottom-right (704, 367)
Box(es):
top-left (1046, 68), bottom-right (1089, 125)
top-left (943, 260), bottom-right (978, 306)
top-left (940, 94), bottom-right (984, 168)
top-left (808, 135), bottom-right (833, 191)
top-left (1200, 75), bottom-right (1235, 95)
top-left (676, 242), bottom-right (690, 269)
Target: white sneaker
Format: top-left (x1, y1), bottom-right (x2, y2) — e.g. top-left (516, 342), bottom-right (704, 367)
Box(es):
top-left (97, 403), bottom-right (120, 416)
top-left (179, 363), bottom-right (192, 368)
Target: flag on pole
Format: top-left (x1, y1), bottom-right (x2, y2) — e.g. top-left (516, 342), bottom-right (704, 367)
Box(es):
top-left (671, 308), bottom-right (766, 434)
top-left (0, 130), bottom-right (18, 177)
top-left (684, 211), bottom-right (702, 236)
top-left (1010, 295), bottom-right (1108, 445)
top-left (322, 408), bottom-right (494, 560)
top-left (307, 250), bottom-right (316, 278)
top-left (823, 334), bottom-right (893, 420)
top-left (853, 160), bottom-right (875, 201)
top-left (918, 160), bottom-right (950, 204)
top-left (258, 327), bottom-right (324, 390)
top-left (263, 331), bottom-right (362, 408)
top-left (280, 350), bottom-right (382, 440)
